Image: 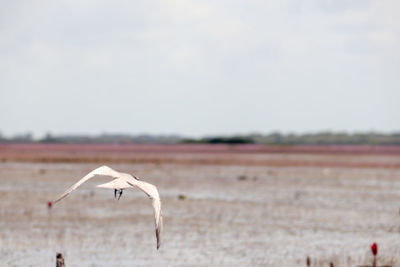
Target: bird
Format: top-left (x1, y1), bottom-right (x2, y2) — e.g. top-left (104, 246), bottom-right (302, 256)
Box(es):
top-left (53, 165), bottom-right (163, 249)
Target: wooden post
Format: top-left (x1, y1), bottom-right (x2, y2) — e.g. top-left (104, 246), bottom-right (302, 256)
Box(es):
top-left (56, 253), bottom-right (65, 267)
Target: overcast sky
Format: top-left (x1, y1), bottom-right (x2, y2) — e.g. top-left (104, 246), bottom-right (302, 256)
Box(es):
top-left (0, 0), bottom-right (399, 137)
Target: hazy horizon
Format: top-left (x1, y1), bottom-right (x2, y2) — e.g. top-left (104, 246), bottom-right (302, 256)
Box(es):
top-left (1, 1), bottom-right (399, 137)
top-left (1, 129), bottom-right (400, 142)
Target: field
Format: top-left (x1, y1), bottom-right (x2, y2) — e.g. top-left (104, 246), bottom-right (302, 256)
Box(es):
top-left (0, 144), bottom-right (399, 266)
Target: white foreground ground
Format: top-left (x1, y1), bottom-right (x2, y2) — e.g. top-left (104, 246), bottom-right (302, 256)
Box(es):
top-left (0, 158), bottom-right (399, 266)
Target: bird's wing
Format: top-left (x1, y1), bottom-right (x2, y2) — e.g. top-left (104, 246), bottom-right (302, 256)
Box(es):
top-left (54, 165), bottom-right (121, 203)
top-left (126, 178), bottom-right (163, 249)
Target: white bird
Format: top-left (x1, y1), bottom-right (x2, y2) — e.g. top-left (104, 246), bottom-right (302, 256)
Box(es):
top-left (53, 165), bottom-right (163, 249)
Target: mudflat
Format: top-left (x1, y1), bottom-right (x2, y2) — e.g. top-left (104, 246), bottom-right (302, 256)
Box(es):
top-left (0, 144), bottom-right (399, 266)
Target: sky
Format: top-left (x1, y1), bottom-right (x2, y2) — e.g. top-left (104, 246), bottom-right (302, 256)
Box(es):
top-left (0, 0), bottom-right (399, 137)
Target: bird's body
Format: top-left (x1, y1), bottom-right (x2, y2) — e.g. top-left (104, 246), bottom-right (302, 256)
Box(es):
top-left (96, 175), bottom-right (135, 200)
top-left (97, 178), bottom-right (132, 190)
top-left (53, 165), bottom-right (163, 249)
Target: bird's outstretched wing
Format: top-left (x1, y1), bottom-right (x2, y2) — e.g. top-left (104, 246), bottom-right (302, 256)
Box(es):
top-left (126, 178), bottom-right (163, 249)
top-left (54, 165), bottom-right (121, 203)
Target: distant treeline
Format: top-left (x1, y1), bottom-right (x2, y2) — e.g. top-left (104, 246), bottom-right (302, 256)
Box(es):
top-left (0, 133), bottom-right (182, 144)
top-left (184, 132), bottom-right (400, 145)
top-left (1, 132), bottom-right (400, 145)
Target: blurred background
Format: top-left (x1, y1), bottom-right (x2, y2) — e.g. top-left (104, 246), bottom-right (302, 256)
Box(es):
top-left (0, 1), bottom-right (399, 266)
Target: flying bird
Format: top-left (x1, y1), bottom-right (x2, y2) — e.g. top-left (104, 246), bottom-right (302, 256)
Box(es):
top-left (53, 165), bottom-right (163, 249)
